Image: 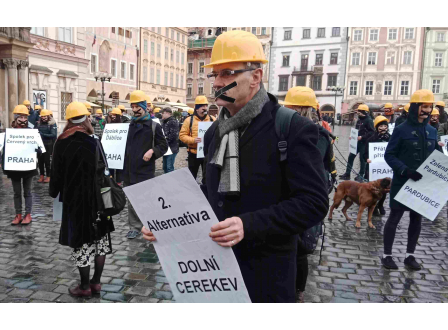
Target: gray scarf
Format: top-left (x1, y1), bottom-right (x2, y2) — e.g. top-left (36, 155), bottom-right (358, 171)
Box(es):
top-left (210, 85), bottom-right (269, 195)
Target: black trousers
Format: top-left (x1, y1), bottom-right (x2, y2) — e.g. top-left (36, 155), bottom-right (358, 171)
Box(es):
top-left (187, 151), bottom-right (204, 179)
top-left (38, 144), bottom-right (53, 176)
top-left (296, 254), bottom-right (309, 292)
top-left (383, 209), bottom-right (422, 255)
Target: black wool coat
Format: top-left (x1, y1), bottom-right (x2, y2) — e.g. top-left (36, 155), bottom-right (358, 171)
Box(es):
top-left (161, 116), bottom-right (180, 154)
top-left (202, 94), bottom-right (329, 303)
top-left (49, 132), bottom-right (115, 249)
top-left (123, 119), bottom-right (168, 185)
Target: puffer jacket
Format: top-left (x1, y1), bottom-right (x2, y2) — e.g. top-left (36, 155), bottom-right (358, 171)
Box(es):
top-left (179, 114), bottom-right (215, 154)
top-left (36, 118), bottom-right (57, 146)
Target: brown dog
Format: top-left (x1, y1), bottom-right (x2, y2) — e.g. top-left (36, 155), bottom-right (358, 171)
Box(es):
top-left (328, 178), bottom-right (391, 229)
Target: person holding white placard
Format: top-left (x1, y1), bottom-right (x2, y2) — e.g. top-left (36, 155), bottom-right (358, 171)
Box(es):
top-left (106, 108), bottom-right (124, 184)
top-left (1, 105), bottom-right (41, 225)
top-left (382, 89), bottom-right (440, 271)
top-left (36, 109), bottom-right (57, 183)
top-left (161, 108), bottom-right (179, 173)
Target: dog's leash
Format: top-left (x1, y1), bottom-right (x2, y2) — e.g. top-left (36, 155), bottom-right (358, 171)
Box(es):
top-left (332, 142), bottom-right (369, 183)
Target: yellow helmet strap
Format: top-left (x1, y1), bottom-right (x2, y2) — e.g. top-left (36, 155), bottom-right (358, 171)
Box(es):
top-left (214, 81), bottom-right (237, 103)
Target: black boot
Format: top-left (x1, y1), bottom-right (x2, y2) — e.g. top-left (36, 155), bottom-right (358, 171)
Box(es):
top-left (381, 256), bottom-right (398, 269)
top-left (373, 207), bottom-right (380, 216)
top-left (354, 175), bottom-right (364, 183)
top-left (339, 173), bottom-right (350, 180)
top-left (404, 255), bottom-right (421, 271)
top-left (379, 205), bottom-right (386, 215)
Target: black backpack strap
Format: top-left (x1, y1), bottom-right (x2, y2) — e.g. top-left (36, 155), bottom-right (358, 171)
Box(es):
top-left (189, 115), bottom-right (194, 136)
top-left (275, 106), bottom-right (297, 162)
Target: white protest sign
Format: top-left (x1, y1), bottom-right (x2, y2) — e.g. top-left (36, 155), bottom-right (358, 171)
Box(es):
top-left (4, 128), bottom-right (39, 171)
top-left (28, 122), bottom-right (34, 129)
top-left (101, 123), bottom-right (130, 170)
top-left (53, 194), bottom-right (63, 221)
top-left (196, 122), bottom-right (213, 159)
top-left (388, 123), bottom-right (395, 135)
top-left (34, 130), bottom-right (46, 153)
top-left (440, 135), bottom-right (448, 156)
top-left (123, 167), bottom-right (251, 303)
top-left (0, 133), bottom-right (5, 151)
top-left (349, 128), bottom-right (358, 155)
top-left (395, 150), bottom-right (448, 221)
top-left (368, 142), bottom-right (393, 181)
top-left (153, 118), bottom-right (172, 156)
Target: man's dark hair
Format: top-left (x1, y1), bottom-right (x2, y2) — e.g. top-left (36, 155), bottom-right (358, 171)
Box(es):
top-left (162, 107), bottom-right (172, 114)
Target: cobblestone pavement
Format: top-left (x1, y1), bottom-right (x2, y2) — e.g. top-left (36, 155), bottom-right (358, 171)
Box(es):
top-left (0, 127), bottom-right (447, 303)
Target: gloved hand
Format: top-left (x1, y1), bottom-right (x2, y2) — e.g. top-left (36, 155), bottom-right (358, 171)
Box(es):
top-left (404, 168), bottom-right (423, 181)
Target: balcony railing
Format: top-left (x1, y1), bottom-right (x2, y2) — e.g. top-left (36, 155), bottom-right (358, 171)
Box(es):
top-left (188, 37), bottom-right (216, 49)
top-left (293, 65), bottom-right (310, 73)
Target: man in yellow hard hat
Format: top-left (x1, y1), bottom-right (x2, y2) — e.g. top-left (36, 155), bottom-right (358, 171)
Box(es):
top-left (434, 101), bottom-right (447, 123)
top-left (179, 95), bottom-right (215, 179)
top-left (2, 105), bottom-right (41, 225)
top-left (36, 109), bottom-right (57, 183)
top-left (339, 103), bottom-right (374, 182)
top-left (395, 103), bottom-right (409, 126)
top-left (383, 89), bottom-right (440, 271)
top-left (383, 103), bottom-right (394, 123)
top-left (429, 108), bottom-right (440, 129)
top-left (124, 90), bottom-right (168, 239)
top-left (145, 96), bottom-right (155, 119)
top-left (142, 30), bottom-right (329, 303)
top-left (92, 109), bottom-right (106, 138)
top-left (118, 105), bottom-right (131, 123)
top-left (23, 100), bottom-right (39, 126)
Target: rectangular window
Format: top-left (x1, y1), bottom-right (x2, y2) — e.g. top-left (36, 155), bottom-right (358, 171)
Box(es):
top-left (328, 75), bottom-right (337, 87)
top-left (386, 51), bottom-right (395, 65)
top-left (164, 72), bottom-right (168, 86)
top-left (111, 59), bottom-right (116, 77)
top-left (198, 83), bottom-right (203, 95)
top-left (313, 75), bottom-right (322, 91)
top-left (279, 76), bottom-right (289, 91)
top-left (368, 52), bottom-right (376, 65)
top-left (157, 69), bottom-right (160, 84)
top-left (158, 27), bottom-right (161, 34)
top-left (296, 75), bottom-right (306, 87)
top-left (330, 53), bottom-right (338, 65)
top-left (157, 44), bottom-right (161, 57)
top-left (120, 61), bottom-right (126, 79)
top-left (210, 82), bottom-right (214, 94)
top-left (125, 30), bottom-right (131, 39)
top-left (353, 30), bottom-right (362, 41)
top-left (403, 51), bottom-right (412, 65)
top-left (171, 30), bottom-right (174, 39)
top-left (91, 54), bottom-right (97, 73)
top-left (150, 68), bottom-right (154, 83)
top-left (143, 67), bottom-right (148, 82)
top-left (177, 32), bottom-right (180, 41)
top-left (61, 92), bottom-right (72, 120)
top-left (165, 47), bottom-right (168, 60)
top-left (252, 27), bottom-right (256, 35)
top-left (261, 27), bottom-right (266, 35)
top-left (171, 49), bottom-right (174, 61)
top-left (437, 32), bottom-right (445, 42)
top-left (384, 81), bottom-right (392, 95)
top-left (303, 29), bottom-right (310, 39)
top-left (284, 30), bottom-right (292, 40)
top-left (152, 27), bottom-right (155, 32)
top-left (188, 63), bottom-right (193, 74)
top-left (129, 64), bottom-right (135, 81)
top-left (176, 51), bottom-right (179, 63)
top-left (182, 35), bottom-right (185, 44)
top-left (144, 40), bottom-right (148, 53)
top-left (433, 79), bottom-right (441, 94)
top-left (400, 81), bottom-right (409, 96)
top-left (369, 29), bottom-right (378, 41)
top-left (118, 28), bottom-right (124, 36)
top-left (349, 81), bottom-right (358, 95)
top-left (332, 27), bottom-right (340, 37)
top-left (315, 54), bottom-right (323, 65)
top-left (187, 84), bottom-right (192, 96)
top-left (405, 28), bottom-right (414, 40)
top-left (181, 75), bottom-right (183, 89)
top-left (170, 73), bottom-right (173, 87)
top-left (301, 54), bottom-right (309, 70)
top-left (352, 52), bottom-right (360, 65)
top-left (176, 74), bottom-right (179, 88)
top-left (365, 81), bottom-right (374, 95)
top-left (151, 42), bottom-right (155, 55)
top-left (317, 28), bottom-right (325, 38)
top-left (181, 53), bottom-right (184, 65)
top-left (389, 28), bottom-right (397, 40)
top-left (111, 27), bottom-right (115, 34)
top-left (282, 55), bottom-right (290, 67)
top-left (166, 28), bottom-right (169, 37)
top-left (199, 62), bottom-right (204, 73)
top-left (435, 53), bottom-right (443, 67)
top-left (58, 27), bottom-right (72, 43)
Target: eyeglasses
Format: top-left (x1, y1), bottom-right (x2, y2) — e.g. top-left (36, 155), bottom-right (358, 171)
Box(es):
top-left (207, 68), bottom-right (255, 80)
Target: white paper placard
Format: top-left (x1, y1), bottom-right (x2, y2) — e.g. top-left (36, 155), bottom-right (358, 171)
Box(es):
top-left (370, 162), bottom-right (394, 181)
top-left (196, 122), bottom-right (213, 159)
top-left (4, 128), bottom-right (40, 171)
top-left (123, 167), bottom-right (251, 303)
top-left (349, 128), bottom-right (358, 155)
top-left (368, 142), bottom-right (388, 163)
top-left (440, 134), bottom-right (448, 156)
top-left (101, 123), bottom-right (130, 169)
top-left (0, 132), bottom-right (5, 151)
top-left (152, 118), bottom-right (173, 156)
top-left (28, 122), bottom-right (34, 129)
top-left (53, 194), bottom-right (63, 221)
top-left (34, 130), bottom-right (46, 153)
top-left (388, 123), bottom-right (395, 135)
top-left (394, 150), bottom-right (448, 221)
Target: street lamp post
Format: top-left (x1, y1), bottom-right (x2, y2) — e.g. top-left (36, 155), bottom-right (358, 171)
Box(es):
top-left (326, 85), bottom-right (345, 129)
top-left (94, 72), bottom-right (113, 114)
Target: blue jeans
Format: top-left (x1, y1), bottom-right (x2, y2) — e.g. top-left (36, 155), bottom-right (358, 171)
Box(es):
top-left (163, 153), bottom-right (178, 173)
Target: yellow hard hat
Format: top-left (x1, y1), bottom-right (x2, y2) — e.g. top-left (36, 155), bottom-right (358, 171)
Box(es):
top-left (39, 109), bottom-right (51, 117)
top-left (13, 105), bottom-right (29, 116)
top-left (410, 89), bottom-right (435, 104)
top-left (154, 108), bottom-right (161, 113)
top-left (84, 102), bottom-right (92, 110)
top-left (404, 103), bottom-right (410, 112)
top-left (110, 108), bottom-right (122, 116)
top-left (129, 90), bottom-right (146, 104)
top-left (34, 105), bottom-right (42, 110)
top-left (23, 100), bottom-right (31, 106)
top-left (195, 95), bottom-right (208, 105)
top-left (431, 108), bottom-right (440, 116)
top-left (65, 101), bottom-right (90, 120)
top-left (283, 86), bottom-right (318, 108)
top-left (384, 103), bottom-right (393, 109)
top-left (96, 109), bottom-right (103, 115)
top-left (187, 108), bottom-right (194, 115)
top-left (145, 95), bottom-right (153, 106)
top-left (118, 105), bottom-right (126, 111)
top-left (203, 30), bottom-right (268, 68)
top-left (436, 101), bottom-right (446, 108)
top-left (357, 104), bottom-right (369, 112)
top-left (48, 110), bottom-right (53, 116)
top-left (374, 115), bottom-right (389, 129)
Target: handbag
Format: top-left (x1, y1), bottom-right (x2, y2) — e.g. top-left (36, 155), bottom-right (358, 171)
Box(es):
top-left (95, 140), bottom-right (126, 216)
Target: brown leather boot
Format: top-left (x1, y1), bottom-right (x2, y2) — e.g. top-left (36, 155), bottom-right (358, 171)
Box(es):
top-left (69, 285), bottom-right (92, 298)
top-left (21, 213), bottom-right (32, 225)
top-left (44, 177), bottom-right (50, 183)
top-left (37, 175), bottom-right (44, 183)
top-left (11, 214), bottom-right (22, 225)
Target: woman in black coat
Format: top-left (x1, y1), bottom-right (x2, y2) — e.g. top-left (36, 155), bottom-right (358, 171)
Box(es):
top-left (383, 90), bottom-right (439, 271)
top-left (50, 102), bottom-right (115, 298)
